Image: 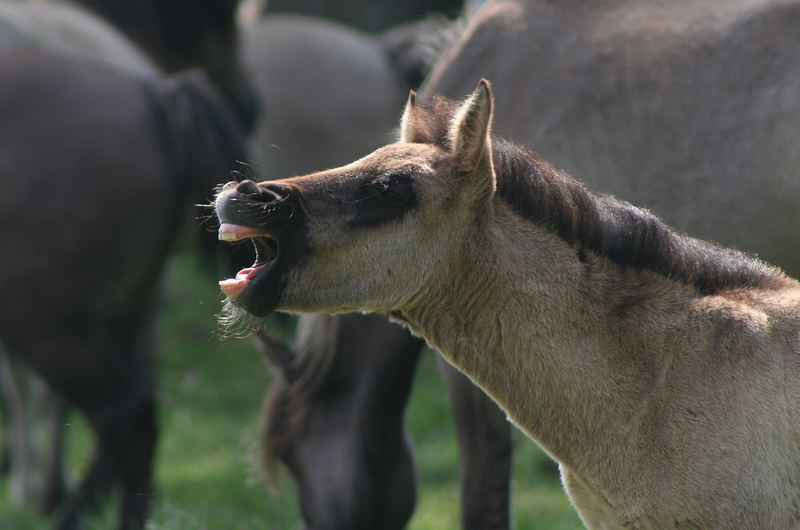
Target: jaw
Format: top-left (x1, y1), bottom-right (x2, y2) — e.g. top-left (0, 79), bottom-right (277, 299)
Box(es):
top-left (215, 181), bottom-right (310, 318)
top-left (217, 223), bottom-right (285, 317)
top-left (221, 264), bottom-right (283, 318)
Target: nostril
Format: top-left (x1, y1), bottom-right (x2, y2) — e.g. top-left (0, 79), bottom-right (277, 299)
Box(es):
top-left (260, 182), bottom-right (289, 200)
top-left (236, 180), bottom-right (260, 196)
top-left (234, 179), bottom-right (286, 204)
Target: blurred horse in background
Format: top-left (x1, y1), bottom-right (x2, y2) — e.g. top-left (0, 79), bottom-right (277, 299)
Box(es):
top-left (0, 2), bottom-right (249, 527)
top-left (0, 1), bottom-right (156, 75)
top-left (259, 0), bottom-right (467, 89)
top-left (0, 0), bottom-right (257, 129)
top-left (0, 49), bottom-right (245, 530)
top-left (256, 315), bottom-right (424, 530)
top-left (73, 0), bottom-right (259, 131)
top-left (263, 0), bottom-right (462, 33)
top-left (241, 14), bottom-right (406, 179)
top-left (0, 2), bottom-right (254, 524)
top-left (0, 0), bottom-right (160, 513)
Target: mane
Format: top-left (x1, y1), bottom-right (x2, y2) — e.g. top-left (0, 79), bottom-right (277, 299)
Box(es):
top-left (260, 320), bottom-right (339, 478)
top-left (490, 139), bottom-right (787, 295)
top-left (382, 13), bottom-right (470, 90)
top-left (412, 94), bottom-right (786, 294)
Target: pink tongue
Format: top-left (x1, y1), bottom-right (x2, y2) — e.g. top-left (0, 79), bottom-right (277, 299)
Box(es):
top-left (219, 266), bottom-right (264, 299)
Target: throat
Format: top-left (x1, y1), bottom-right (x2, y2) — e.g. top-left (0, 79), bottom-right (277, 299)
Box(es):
top-left (396, 218), bottom-right (661, 466)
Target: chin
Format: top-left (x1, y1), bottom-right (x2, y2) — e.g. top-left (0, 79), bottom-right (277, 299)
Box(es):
top-left (217, 297), bottom-right (265, 338)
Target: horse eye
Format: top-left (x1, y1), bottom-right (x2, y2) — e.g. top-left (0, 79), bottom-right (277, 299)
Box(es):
top-left (348, 172), bottom-right (417, 228)
top-left (376, 173), bottom-right (413, 202)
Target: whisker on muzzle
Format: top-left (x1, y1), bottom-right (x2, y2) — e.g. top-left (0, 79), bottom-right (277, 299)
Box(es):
top-left (214, 298), bottom-right (265, 340)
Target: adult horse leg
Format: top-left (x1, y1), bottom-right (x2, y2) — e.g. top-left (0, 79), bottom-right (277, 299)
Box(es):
top-left (55, 426), bottom-right (116, 530)
top-left (41, 394), bottom-right (68, 515)
top-left (57, 385), bottom-right (156, 530)
top-left (46, 320), bottom-right (157, 530)
top-left (109, 394), bottom-right (157, 530)
top-left (0, 346), bottom-right (70, 511)
top-left (0, 345), bottom-right (30, 505)
top-left (436, 356), bottom-right (512, 530)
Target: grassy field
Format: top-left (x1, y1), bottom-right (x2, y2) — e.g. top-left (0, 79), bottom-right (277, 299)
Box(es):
top-left (0, 251), bottom-right (582, 529)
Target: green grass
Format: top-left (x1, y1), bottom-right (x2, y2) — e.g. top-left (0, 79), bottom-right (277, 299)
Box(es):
top-left (0, 251), bottom-right (583, 529)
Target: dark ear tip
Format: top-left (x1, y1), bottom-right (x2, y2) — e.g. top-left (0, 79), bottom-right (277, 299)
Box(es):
top-left (408, 90), bottom-right (417, 106)
top-left (477, 78), bottom-right (492, 98)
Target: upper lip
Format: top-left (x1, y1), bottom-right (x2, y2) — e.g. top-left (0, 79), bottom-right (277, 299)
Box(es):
top-left (218, 223), bottom-right (268, 242)
top-left (217, 223), bottom-right (279, 299)
top-left (214, 181), bottom-right (302, 313)
top-left (217, 223), bottom-right (279, 266)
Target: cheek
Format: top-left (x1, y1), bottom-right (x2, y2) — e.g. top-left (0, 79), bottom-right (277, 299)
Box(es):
top-left (296, 229), bottom-right (399, 290)
top-left (304, 212), bottom-right (435, 282)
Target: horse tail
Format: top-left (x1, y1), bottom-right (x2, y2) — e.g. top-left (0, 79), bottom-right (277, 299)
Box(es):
top-left (146, 70), bottom-right (250, 274)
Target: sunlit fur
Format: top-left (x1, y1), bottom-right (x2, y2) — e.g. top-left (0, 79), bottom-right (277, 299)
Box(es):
top-left (217, 80), bottom-right (800, 528)
top-left (216, 297), bottom-right (263, 339)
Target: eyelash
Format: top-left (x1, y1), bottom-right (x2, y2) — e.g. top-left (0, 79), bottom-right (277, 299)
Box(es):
top-left (348, 173), bottom-right (417, 228)
top-left (374, 174), bottom-right (410, 200)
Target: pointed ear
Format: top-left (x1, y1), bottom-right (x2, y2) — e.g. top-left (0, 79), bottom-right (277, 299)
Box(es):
top-left (449, 79), bottom-right (496, 204)
top-left (399, 90), bottom-right (425, 143)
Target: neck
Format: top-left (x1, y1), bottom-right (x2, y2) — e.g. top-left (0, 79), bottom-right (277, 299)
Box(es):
top-left (400, 205), bottom-right (658, 463)
top-left (396, 195), bottom-right (789, 488)
top-left (392, 139), bottom-right (790, 494)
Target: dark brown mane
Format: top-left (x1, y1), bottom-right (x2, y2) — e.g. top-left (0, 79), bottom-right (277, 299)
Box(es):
top-left (406, 94), bottom-right (461, 148)
top-left (262, 330), bottom-right (338, 475)
top-left (490, 139), bottom-right (786, 294)
top-left (414, 93), bottom-right (786, 294)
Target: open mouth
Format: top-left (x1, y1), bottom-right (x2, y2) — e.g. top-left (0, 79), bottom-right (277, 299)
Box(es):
top-left (218, 223), bottom-right (278, 299)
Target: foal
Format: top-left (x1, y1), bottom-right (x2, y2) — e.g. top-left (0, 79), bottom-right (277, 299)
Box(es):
top-left (215, 81), bottom-right (800, 528)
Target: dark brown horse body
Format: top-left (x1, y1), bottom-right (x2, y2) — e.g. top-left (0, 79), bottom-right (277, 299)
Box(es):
top-left (264, 0), bottom-right (462, 32)
top-left (0, 50), bottom-right (244, 529)
top-left (0, 2), bottom-right (252, 527)
top-left (74, 0), bottom-right (258, 131)
top-left (0, 0), bottom-right (256, 130)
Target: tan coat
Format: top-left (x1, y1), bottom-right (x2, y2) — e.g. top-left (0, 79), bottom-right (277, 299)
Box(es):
top-left (215, 81), bottom-right (800, 528)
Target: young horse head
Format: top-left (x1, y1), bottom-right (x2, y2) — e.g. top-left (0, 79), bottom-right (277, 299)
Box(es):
top-left (215, 80), bottom-right (800, 528)
top-left (215, 81), bottom-right (502, 316)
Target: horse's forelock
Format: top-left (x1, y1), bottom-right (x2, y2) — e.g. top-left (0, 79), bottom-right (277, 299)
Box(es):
top-left (407, 94), bottom-right (460, 148)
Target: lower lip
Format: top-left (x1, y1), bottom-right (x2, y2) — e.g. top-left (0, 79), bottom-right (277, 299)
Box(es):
top-left (218, 264), bottom-right (264, 299)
